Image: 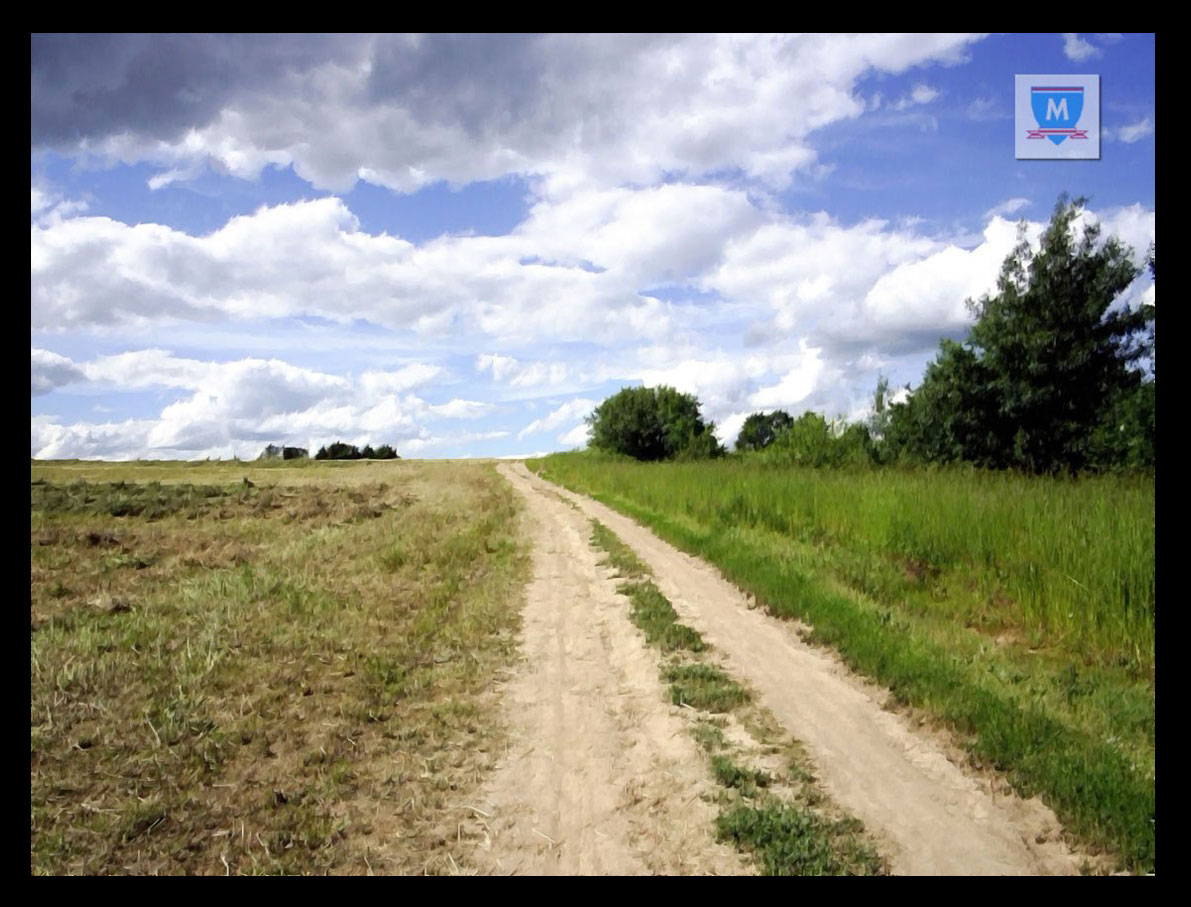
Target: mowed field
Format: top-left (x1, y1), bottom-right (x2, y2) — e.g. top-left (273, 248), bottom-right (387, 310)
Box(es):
top-left (30, 459), bottom-right (528, 875)
top-left (527, 453), bottom-right (1156, 873)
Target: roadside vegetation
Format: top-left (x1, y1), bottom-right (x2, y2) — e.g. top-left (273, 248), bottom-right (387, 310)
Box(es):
top-left (543, 194), bottom-right (1155, 872)
top-left (584, 197), bottom-right (1155, 476)
top-left (589, 518), bottom-right (886, 876)
top-left (30, 459), bottom-right (527, 875)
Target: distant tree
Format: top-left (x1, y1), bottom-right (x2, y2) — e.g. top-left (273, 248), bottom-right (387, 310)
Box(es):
top-left (360, 444), bottom-right (376, 459)
top-left (373, 444), bottom-right (398, 460)
top-left (736, 410), bottom-right (794, 452)
top-left (888, 194), bottom-right (1153, 473)
top-left (316, 441), bottom-right (362, 460)
top-left (586, 386), bottom-right (722, 461)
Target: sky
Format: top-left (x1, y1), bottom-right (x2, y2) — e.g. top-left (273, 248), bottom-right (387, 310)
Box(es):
top-left (31, 33), bottom-right (1156, 460)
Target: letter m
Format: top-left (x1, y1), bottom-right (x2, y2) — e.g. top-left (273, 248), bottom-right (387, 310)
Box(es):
top-left (1046, 97), bottom-right (1068, 120)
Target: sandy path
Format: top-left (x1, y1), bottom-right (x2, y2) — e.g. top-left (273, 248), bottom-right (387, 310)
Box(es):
top-left (509, 462), bottom-right (1085, 876)
top-left (465, 463), bottom-right (750, 875)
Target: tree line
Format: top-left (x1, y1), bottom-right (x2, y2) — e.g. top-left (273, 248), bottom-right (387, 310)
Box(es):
top-left (585, 196), bottom-right (1154, 474)
top-left (314, 442), bottom-right (400, 460)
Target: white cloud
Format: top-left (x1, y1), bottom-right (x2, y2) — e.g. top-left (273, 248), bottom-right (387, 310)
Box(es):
top-left (428, 398), bottom-right (493, 419)
top-left (1117, 117), bottom-right (1154, 144)
top-left (1062, 34), bottom-right (1100, 62)
top-left (477, 354), bottom-right (572, 389)
top-left (749, 340), bottom-right (832, 410)
top-left (911, 83), bottom-right (940, 105)
top-left (31, 186), bottom-right (88, 225)
top-left (31, 185), bottom-right (763, 346)
top-left (28, 349), bottom-right (465, 459)
top-left (31, 188), bottom-right (1154, 461)
top-left (892, 83), bottom-right (940, 110)
top-left (359, 363), bottom-right (443, 396)
top-left (517, 397), bottom-right (597, 440)
top-left (558, 422), bottom-right (590, 447)
top-left (984, 197), bottom-right (1030, 219)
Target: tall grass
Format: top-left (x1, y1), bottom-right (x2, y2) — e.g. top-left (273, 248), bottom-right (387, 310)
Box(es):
top-left (537, 455), bottom-right (1154, 671)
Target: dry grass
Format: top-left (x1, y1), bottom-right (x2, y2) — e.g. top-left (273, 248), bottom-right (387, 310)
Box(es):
top-left (30, 459), bottom-right (528, 875)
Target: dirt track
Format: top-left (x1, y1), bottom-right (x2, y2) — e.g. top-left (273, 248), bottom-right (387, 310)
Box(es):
top-left (465, 463), bottom-right (750, 875)
top-left (477, 462), bottom-right (1085, 876)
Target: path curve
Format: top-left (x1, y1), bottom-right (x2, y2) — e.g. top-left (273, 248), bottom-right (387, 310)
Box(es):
top-left (508, 462), bottom-right (1085, 876)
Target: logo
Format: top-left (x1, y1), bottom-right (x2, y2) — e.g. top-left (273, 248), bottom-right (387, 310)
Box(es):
top-left (1015, 75), bottom-right (1099, 160)
top-left (1029, 86), bottom-right (1087, 144)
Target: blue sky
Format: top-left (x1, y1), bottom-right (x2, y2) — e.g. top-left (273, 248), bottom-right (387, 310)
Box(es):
top-left (31, 33), bottom-right (1155, 460)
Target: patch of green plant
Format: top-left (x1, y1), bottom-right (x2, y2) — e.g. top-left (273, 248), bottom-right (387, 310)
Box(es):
top-left (618, 580), bottom-right (706, 653)
top-left (589, 520), bottom-right (649, 578)
top-left (711, 755), bottom-right (770, 796)
top-left (664, 662), bottom-right (749, 713)
top-left (691, 720), bottom-right (727, 753)
top-left (716, 802), bottom-right (884, 876)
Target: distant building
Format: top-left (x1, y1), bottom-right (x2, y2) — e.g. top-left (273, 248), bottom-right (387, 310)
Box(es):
top-left (258, 444), bottom-right (309, 461)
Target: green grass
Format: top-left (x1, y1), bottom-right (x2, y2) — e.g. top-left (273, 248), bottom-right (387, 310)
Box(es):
top-left (710, 755), bottom-right (771, 796)
top-left (664, 663), bottom-right (750, 713)
top-left (590, 520), bottom-right (650, 579)
top-left (531, 452), bottom-right (1155, 873)
top-left (31, 459), bottom-right (528, 876)
top-left (619, 581), bottom-right (707, 653)
top-left (589, 519), bottom-right (705, 653)
top-left (716, 803), bottom-right (883, 876)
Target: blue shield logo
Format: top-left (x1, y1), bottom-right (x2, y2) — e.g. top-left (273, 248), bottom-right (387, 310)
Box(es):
top-left (1030, 86), bottom-right (1086, 145)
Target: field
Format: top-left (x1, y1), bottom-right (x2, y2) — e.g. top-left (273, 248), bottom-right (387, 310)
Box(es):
top-left (30, 459), bottom-right (528, 875)
top-left (527, 453), bottom-right (1156, 872)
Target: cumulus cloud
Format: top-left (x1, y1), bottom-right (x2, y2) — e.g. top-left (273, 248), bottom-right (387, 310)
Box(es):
top-left (32, 186), bottom-right (764, 344)
top-left (32, 190), bottom-right (1154, 458)
top-left (27, 349), bottom-right (493, 459)
top-left (33, 34), bottom-right (984, 196)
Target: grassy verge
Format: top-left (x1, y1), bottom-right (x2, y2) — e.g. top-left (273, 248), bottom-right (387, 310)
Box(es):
top-left (541, 454), bottom-right (1155, 873)
top-left (589, 518), bottom-right (885, 876)
top-left (31, 459), bottom-right (528, 875)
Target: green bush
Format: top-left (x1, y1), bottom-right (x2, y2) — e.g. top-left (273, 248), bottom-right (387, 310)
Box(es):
top-left (586, 385), bottom-right (723, 461)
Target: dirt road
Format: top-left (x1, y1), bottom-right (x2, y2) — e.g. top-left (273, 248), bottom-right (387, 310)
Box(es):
top-left (464, 463), bottom-right (751, 875)
top-left (477, 462), bottom-right (1084, 875)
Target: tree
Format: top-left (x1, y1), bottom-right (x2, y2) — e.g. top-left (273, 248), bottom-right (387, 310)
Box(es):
top-left (315, 441), bottom-right (362, 460)
top-left (736, 410), bottom-right (794, 452)
top-left (891, 194), bottom-right (1152, 473)
top-left (586, 385), bottom-right (722, 461)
